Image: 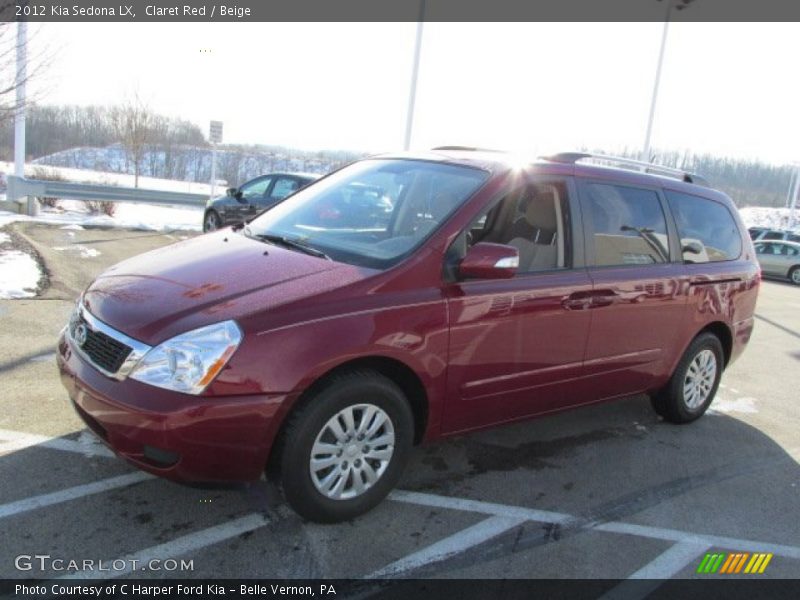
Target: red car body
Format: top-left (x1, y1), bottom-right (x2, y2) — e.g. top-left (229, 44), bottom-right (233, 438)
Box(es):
top-left (57, 150), bottom-right (759, 483)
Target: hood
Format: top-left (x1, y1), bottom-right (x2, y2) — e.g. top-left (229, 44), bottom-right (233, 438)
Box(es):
top-left (83, 231), bottom-right (368, 344)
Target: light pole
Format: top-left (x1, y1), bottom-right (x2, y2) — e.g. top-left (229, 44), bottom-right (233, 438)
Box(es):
top-left (789, 164), bottom-right (800, 230)
top-left (403, 0), bottom-right (426, 151)
top-left (14, 20), bottom-right (27, 181)
top-left (641, 0), bottom-right (696, 164)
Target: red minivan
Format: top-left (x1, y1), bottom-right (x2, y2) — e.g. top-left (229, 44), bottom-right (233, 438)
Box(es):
top-left (57, 149), bottom-right (759, 522)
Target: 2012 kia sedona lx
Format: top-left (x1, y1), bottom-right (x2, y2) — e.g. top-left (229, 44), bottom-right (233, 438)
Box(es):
top-left (57, 149), bottom-right (759, 522)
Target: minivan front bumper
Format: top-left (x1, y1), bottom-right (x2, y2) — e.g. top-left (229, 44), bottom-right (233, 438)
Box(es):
top-left (56, 331), bottom-right (287, 483)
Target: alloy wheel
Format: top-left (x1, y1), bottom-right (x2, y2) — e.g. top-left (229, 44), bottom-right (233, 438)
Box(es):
top-left (309, 403), bottom-right (395, 500)
top-left (683, 349), bottom-right (717, 409)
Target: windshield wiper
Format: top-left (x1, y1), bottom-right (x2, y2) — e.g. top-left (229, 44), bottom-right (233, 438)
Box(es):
top-left (247, 229), bottom-right (331, 260)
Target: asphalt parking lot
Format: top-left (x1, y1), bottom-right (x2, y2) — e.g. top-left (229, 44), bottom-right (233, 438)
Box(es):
top-left (1, 222), bottom-right (798, 585)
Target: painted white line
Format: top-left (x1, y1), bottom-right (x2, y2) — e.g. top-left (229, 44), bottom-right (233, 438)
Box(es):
top-left (390, 490), bottom-right (573, 524)
top-left (59, 513), bottom-right (269, 580)
top-left (0, 428), bottom-right (114, 458)
top-left (598, 541), bottom-right (709, 600)
top-left (367, 515), bottom-right (525, 578)
top-left (596, 521), bottom-right (800, 560)
top-left (392, 490), bottom-right (800, 561)
top-left (0, 472), bottom-right (152, 520)
top-left (626, 540), bottom-right (708, 579)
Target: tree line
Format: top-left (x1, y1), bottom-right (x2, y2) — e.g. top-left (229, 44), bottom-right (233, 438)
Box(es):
top-left (0, 102), bottom-right (793, 207)
top-left (605, 147), bottom-right (795, 208)
top-left (0, 102), bottom-right (361, 187)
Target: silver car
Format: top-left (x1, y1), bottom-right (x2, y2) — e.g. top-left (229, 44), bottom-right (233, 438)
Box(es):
top-left (753, 240), bottom-right (800, 285)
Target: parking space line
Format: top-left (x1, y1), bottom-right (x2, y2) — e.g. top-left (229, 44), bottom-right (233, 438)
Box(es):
top-left (595, 522), bottom-right (800, 560)
top-left (598, 541), bottom-right (709, 600)
top-left (625, 540), bottom-right (709, 579)
top-left (367, 515), bottom-right (526, 578)
top-left (0, 428), bottom-right (114, 458)
top-left (0, 472), bottom-right (152, 520)
top-left (59, 513), bottom-right (269, 579)
top-left (391, 490), bottom-right (800, 561)
top-left (390, 490), bottom-right (573, 524)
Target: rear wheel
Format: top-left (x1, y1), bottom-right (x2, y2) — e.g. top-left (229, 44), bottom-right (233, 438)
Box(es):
top-left (790, 266), bottom-right (800, 286)
top-left (275, 370), bottom-right (414, 523)
top-left (650, 332), bottom-right (723, 424)
top-left (203, 210), bottom-right (222, 232)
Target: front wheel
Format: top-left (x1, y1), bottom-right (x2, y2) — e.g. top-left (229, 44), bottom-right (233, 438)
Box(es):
top-left (650, 332), bottom-right (724, 424)
top-left (203, 210), bottom-right (222, 232)
top-left (276, 370), bottom-right (414, 523)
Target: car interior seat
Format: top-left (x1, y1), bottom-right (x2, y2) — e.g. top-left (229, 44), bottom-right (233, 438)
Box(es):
top-left (507, 188), bottom-right (560, 271)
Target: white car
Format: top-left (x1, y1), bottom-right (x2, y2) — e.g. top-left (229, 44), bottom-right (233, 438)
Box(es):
top-left (753, 240), bottom-right (800, 285)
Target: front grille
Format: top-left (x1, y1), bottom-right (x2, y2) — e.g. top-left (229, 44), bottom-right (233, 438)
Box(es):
top-left (70, 314), bottom-right (133, 374)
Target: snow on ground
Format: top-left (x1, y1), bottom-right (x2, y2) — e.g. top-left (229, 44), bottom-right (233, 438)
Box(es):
top-left (739, 206), bottom-right (800, 231)
top-left (0, 249), bottom-right (41, 299)
top-left (0, 199), bottom-right (203, 233)
top-left (0, 159), bottom-right (207, 233)
top-left (52, 245), bottom-right (101, 259)
top-left (0, 160), bottom-right (220, 196)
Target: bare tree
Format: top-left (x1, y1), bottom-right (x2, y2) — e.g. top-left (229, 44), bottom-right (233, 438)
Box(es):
top-left (110, 93), bottom-right (155, 188)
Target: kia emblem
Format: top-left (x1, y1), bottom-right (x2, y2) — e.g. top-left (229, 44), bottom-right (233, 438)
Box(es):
top-left (75, 324), bottom-right (88, 347)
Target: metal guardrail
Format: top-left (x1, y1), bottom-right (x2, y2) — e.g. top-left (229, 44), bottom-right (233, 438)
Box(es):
top-left (6, 176), bottom-right (209, 216)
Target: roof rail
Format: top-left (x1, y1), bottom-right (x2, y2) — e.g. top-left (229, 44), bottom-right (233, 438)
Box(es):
top-left (431, 145), bottom-right (505, 153)
top-left (542, 152), bottom-right (708, 186)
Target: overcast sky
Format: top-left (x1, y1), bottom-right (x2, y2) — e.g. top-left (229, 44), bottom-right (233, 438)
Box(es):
top-left (29, 22), bottom-right (800, 165)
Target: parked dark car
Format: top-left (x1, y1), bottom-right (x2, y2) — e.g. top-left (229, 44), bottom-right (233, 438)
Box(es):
top-left (749, 227), bottom-right (800, 243)
top-left (203, 172), bottom-right (319, 232)
top-left (58, 149), bottom-right (759, 522)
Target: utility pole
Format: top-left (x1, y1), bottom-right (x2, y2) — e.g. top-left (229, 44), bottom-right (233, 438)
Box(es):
top-left (789, 164), bottom-right (800, 230)
top-left (785, 168), bottom-right (796, 208)
top-left (641, 1), bottom-right (672, 163)
top-left (403, 0), bottom-right (426, 151)
top-left (14, 21), bottom-right (27, 181)
top-left (209, 120), bottom-right (223, 199)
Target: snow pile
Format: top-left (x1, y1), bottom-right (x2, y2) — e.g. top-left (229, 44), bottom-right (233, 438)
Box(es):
top-left (738, 206), bottom-right (799, 231)
top-left (52, 245), bottom-right (101, 258)
top-left (32, 143), bottom-right (334, 185)
top-left (0, 249), bottom-right (41, 299)
top-left (0, 199), bottom-right (203, 233)
top-left (0, 160), bottom-right (220, 196)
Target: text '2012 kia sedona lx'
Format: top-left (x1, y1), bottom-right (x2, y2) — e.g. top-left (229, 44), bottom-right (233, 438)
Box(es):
top-left (57, 149), bottom-right (759, 522)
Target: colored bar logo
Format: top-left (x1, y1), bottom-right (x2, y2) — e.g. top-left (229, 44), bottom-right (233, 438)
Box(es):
top-left (697, 552), bottom-right (773, 574)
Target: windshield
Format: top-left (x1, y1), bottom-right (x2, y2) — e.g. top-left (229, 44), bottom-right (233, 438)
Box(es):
top-left (244, 159), bottom-right (489, 268)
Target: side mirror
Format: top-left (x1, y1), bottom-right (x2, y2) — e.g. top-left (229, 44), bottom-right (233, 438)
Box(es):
top-left (225, 187), bottom-right (237, 197)
top-left (459, 242), bottom-right (519, 280)
top-left (682, 241), bottom-right (704, 255)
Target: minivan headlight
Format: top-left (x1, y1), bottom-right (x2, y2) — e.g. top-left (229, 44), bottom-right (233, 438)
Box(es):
top-left (129, 320), bottom-right (242, 395)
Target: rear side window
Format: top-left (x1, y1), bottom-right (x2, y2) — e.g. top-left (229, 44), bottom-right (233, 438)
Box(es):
top-left (271, 177), bottom-right (300, 200)
top-left (665, 191), bottom-right (742, 263)
top-left (584, 183), bottom-right (670, 266)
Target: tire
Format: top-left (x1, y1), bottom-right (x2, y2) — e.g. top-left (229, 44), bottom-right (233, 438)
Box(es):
top-left (203, 210), bottom-right (222, 232)
top-left (790, 266), bottom-right (800, 286)
top-left (650, 332), bottom-right (724, 424)
top-left (275, 370), bottom-right (414, 523)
